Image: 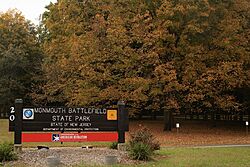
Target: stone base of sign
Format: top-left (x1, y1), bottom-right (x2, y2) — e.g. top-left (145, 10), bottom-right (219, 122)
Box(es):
top-left (14, 144), bottom-right (22, 153)
top-left (104, 155), bottom-right (117, 165)
top-left (117, 143), bottom-right (127, 151)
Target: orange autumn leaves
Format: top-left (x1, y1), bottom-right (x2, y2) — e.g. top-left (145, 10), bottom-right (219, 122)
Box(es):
top-left (29, 0), bottom-right (250, 116)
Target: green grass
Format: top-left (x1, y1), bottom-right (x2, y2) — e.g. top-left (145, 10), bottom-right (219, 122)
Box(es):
top-left (73, 147), bottom-right (250, 167)
top-left (0, 119), bottom-right (13, 143)
top-left (147, 147), bottom-right (250, 167)
top-left (0, 119), bottom-right (110, 147)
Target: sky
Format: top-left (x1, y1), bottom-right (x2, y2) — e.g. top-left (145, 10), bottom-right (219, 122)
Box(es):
top-left (0, 0), bottom-right (57, 25)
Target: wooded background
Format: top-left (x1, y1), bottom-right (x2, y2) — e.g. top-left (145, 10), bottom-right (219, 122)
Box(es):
top-left (0, 0), bottom-right (249, 125)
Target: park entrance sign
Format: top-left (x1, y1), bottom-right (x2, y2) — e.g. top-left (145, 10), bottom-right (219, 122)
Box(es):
top-left (9, 99), bottom-right (129, 147)
top-left (10, 107), bottom-right (120, 131)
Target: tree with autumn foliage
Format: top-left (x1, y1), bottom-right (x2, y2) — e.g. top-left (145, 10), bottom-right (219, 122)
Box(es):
top-left (33, 0), bottom-right (250, 130)
top-left (0, 10), bottom-right (43, 113)
top-left (171, 0), bottom-right (250, 121)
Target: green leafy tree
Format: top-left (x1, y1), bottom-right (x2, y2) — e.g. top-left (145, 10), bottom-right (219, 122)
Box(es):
top-left (0, 10), bottom-right (43, 112)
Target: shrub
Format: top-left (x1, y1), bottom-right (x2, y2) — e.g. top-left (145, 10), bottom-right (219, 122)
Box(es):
top-left (109, 142), bottom-right (118, 149)
top-left (0, 142), bottom-right (17, 162)
top-left (129, 127), bottom-right (160, 151)
top-left (128, 127), bottom-right (160, 160)
top-left (129, 142), bottom-right (152, 161)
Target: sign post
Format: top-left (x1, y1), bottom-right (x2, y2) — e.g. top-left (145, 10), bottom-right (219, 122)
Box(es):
top-left (117, 101), bottom-right (128, 143)
top-left (176, 123), bottom-right (180, 134)
top-left (246, 121), bottom-right (249, 135)
top-left (14, 99), bottom-right (23, 152)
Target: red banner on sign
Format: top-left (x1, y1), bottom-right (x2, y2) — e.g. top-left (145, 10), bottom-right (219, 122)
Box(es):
top-left (22, 132), bottom-right (118, 142)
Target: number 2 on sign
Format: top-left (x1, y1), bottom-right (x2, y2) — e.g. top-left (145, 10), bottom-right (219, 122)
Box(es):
top-left (10, 107), bottom-right (15, 113)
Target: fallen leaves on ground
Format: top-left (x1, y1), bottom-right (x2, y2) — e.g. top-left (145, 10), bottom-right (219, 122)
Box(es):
top-left (127, 120), bottom-right (250, 147)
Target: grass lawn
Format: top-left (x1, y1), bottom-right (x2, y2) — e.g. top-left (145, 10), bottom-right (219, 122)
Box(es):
top-left (116, 147), bottom-right (250, 167)
top-left (146, 147), bottom-right (250, 167)
top-left (73, 147), bottom-right (250, 167)
top-left (0, 119), bottom-right (13, 142)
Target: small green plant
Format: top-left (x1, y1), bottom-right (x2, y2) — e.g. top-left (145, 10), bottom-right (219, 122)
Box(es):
top-left (128, 127), bottom-right (160, 161)
top-left (0, 142), bottom-right (17, 162)
top-left (129, 142), bottom-right (152, 160)
top-left (109, 142), bottom-right (118, 149)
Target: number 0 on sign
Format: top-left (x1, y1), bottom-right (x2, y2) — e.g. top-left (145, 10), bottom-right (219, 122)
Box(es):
top-left (107, 110), bottom-right (117, 120)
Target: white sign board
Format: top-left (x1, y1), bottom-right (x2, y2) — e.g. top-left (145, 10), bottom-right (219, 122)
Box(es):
top-left (176, 123), bottom-right (180, 128)
top-left (246, 121), bottom-right (249, 126)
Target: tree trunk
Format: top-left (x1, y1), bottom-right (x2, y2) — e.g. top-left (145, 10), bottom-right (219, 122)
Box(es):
top-left (190, 112), bottom-right (193, 120)
top-left (196, 113), bottom-right (199, 120)
top-left (216, 112), bottom-right (221, 120)
top-left (151, 111), bottom-right (157, 120)
top-left (211, 110), bottom-right (216, 127)
top-left (239, 112), bottom-right (243, 121)
top-left (164, 110), bottom-right (173, 131)
top-left (248, 110), bottom-right (250, 122)
top-left (204, 112), bottom-right (208, 120)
